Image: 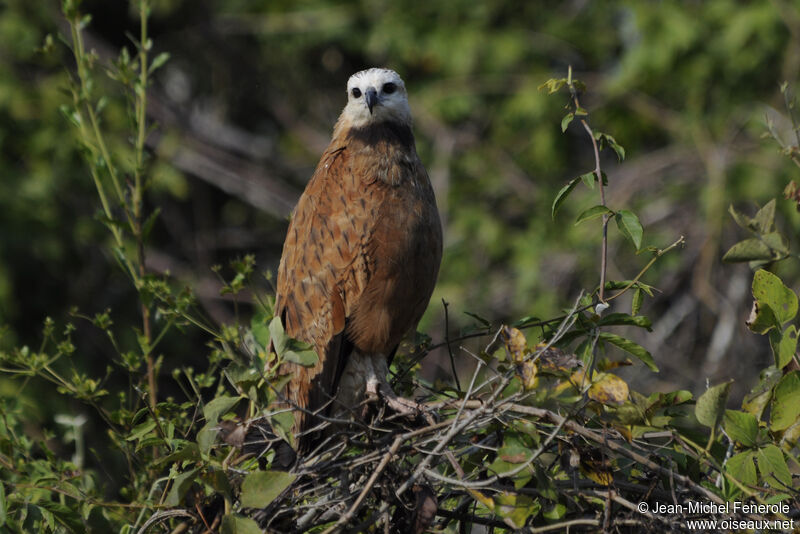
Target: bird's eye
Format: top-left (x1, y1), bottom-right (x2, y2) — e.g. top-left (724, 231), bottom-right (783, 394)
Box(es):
top-left (382, 82), bottom-right (396, 94)
top-left (351, 88), bottom-right (362, 98)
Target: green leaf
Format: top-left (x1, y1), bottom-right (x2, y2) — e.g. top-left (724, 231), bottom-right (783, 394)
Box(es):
top-left (240, 471), bottom-right (296, 508)
top-left (752, 269), bottom-right (798, 325)
top-left (268, 316), bottom-right (288, 356)
top-left (579, 171), bottom-right (596, 189)
top-left (561, 113), bottom-right (574, 132)
top-left (269, 410), bottom-right (295, 447)
top-left (95, 96), bottom-right (108, 115)
top-left (203, 396), bottom-right (241, 425)
top-left (631, 288), bottom-right (643, 315)
top-left (225, 363), bottom-right (260, 390)
top-left (726, 451), bottom-right (757, 487)
top-left (250, 312), bottom-right (271, 350)
top-left (34, 500), bottom-right (84, 533)
top-left (722, 238), bottom-right (773, 263)
top-left (746, 300), bottom-right (780, 335)
top-left (283, 340), bottom-right (319, 367)
top-left (494, 492), bottom-right (540, 529)
top-left (203, 467), bottom-right (234, 501)
top-left (464, 311), bottom-right (491, 327)
top-left (757, 444), bottom-right (792, 488)
top-left (594, 132), bottom-right (625, 160)
top-left (742, 367), bottom-right (781, 419)
top-left (614, 210), bottom-right (643, 250)
top-left (141, 207), bottom-right (161, 242)
top-left (542, 503), bottom-right (566, 520)
top-left (728, 204), bottom-right (755, 231)
top-left (598, 333), bottom-right (657, 371)
top-left (695, 381), bottom-right (732, 429)
top-left (723, 410), bottom-right (758, 448)
top-left (155, 442), bottom-right (201, 467)
top-left (148, 52), bottom-right (170, 74)
top-left (575, 205), bottom-right (613, 225)
top-left (165, 467), bottom-right (200, 507)
top-left (220, 514), bottom-right (263, 534)
top-left (770, 371), bottom-right (800, 431)
top-left (607, 138), bottom-right (625, 160)
top-left (595, 313), bottom-right (652, 331)
top-left (661, 389), bottom-right (694, 405)
top-left (753, 199), bottom-right (776, 234)
top-left (537, 78), bottom-right (566, 94)
top-left (769, 325), bottom-right (797, 369)
top-left (551, 177), bottom-right (580, 219)
top-left (575, 338), bottom-right (592, 367)
top-left (761, 232), bottom-right (789, 255)
top-left (488, 437), bottom-right (534, 478)
top-left (126, 420), bottom-right (156, 441)
top-left (196, 421), bottom-right (219, 455)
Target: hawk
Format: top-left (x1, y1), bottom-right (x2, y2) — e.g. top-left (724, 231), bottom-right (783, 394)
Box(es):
top-left (274, 68), bottom-right (443, 451)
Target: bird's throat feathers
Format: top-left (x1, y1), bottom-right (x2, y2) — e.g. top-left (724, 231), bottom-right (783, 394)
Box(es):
top-left (341, 120), bottom-right (415, 151)
top-left (326, 120), bottom-right (420, 187)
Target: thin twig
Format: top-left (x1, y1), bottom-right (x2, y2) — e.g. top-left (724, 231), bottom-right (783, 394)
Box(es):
top-left (442, 298), bottom-right (462, 392)
top-left (568, 65), bottom-right (608, 303)
top-left (324, 435), bottom-right (403, 533)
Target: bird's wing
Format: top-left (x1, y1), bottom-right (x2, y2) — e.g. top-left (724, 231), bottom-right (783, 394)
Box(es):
top-left (274, 143), bottom-right (378, 439)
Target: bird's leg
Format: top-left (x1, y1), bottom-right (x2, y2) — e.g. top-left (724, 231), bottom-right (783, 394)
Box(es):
top-left (369, 354), bottom-right (432, 422)
top-left (364, 372), bottom-right (381, 403)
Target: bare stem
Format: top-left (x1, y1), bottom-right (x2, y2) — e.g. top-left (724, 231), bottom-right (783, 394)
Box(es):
top-left (134, 0), bottom-right (157, 419)
top-left (567, 65), bottom-right (608, 302)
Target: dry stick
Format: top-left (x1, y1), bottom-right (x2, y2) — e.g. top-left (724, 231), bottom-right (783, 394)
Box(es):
top-left (136, 510), bottom-right (195, 534)
top-left (603, 489), bottom-right (612, 532)
top-left (351, 302), bottom-right (586, 531)
top-left (435, 507), bottom-right (510, 529)
top-left (318, 415), bottom-right (468, 534)
top-left (313, 302), bottom-right (586, 532)
top-left (422, 408), bottom-right (570, 488)
top-left (450, 351), bottom-right (485, 432)
top-left (426, 398), bottom-right (724, 505)
top-left (295, 494), bottom-right (335, 531)
top-left (581, 489), bottom-right (673, 526)
top-left (345, 381), bottom-right (511, 533)
top-left (323, 435), bottom-right (404, 532)
top-left (506, 403), bottom-right (725, 505)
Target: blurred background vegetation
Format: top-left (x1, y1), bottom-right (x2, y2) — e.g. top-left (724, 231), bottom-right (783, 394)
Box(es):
top-left (2, 0), bottom-right (800, 493)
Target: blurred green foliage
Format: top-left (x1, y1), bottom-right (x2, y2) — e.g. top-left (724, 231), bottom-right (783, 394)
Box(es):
top-left (1, 0), bottom-right (800, 530)
top-left (2, 0), bottom-right (798, 343)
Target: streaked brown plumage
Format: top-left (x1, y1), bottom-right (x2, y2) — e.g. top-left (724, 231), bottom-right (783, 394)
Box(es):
top-left (274, 68), bottom-right (442, 450)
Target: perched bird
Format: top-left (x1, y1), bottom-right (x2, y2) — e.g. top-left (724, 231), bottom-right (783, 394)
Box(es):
top-left (274, 68), bottom-right (442, 451)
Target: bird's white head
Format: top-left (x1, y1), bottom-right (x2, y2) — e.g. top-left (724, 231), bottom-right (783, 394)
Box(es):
top-left (341, 68), bottom-right (412, 128)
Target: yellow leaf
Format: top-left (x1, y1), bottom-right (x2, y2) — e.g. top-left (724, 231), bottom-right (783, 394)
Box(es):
top-left (613, 425), bottom-right (633, 442)
top-left (502, 326), bottom-right (528, 363)
top-left (578, 446), bottom-right (614, 486)
top-left (588, 373), bottom-right (629, 405)
top-left (467, 488), bottom-right (495, 511)
top-left (520, 360), bottom-right (537, 390)
top-left (581, 465), bottom-right (613, 485)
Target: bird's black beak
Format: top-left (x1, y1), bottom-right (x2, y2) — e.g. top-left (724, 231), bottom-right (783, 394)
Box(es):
top-left (366, 88), bottom-right (378, 114)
